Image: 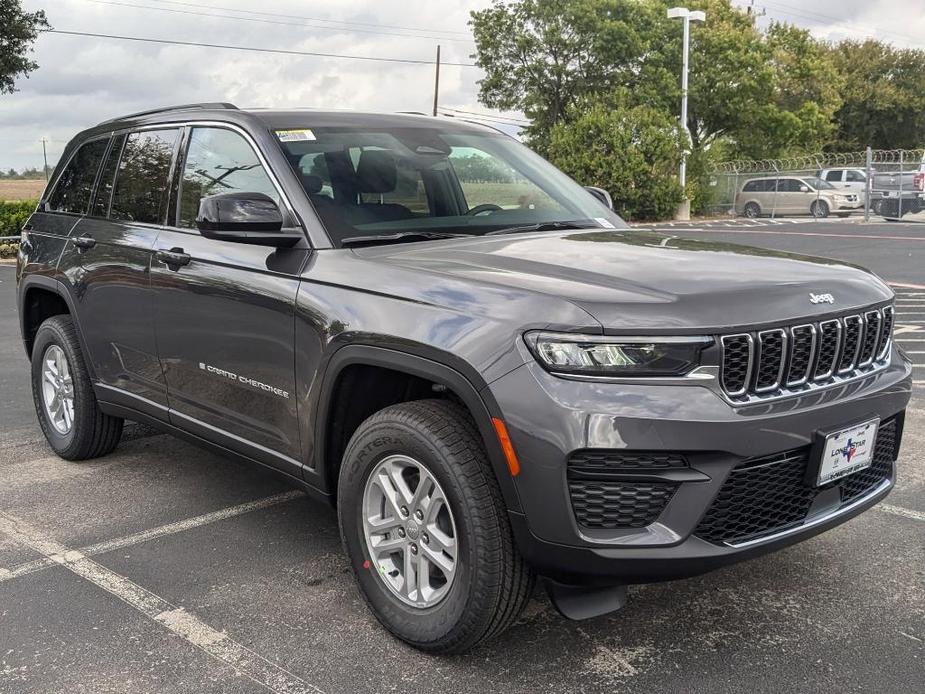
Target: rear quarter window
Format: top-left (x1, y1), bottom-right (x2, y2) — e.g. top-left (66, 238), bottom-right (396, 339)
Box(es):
top-left (46, 138), bottom-right (109, 215)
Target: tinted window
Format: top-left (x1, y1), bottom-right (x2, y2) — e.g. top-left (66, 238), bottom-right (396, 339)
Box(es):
top-left (46, 138), bottom-right (109, 214)
top-left (91, 133), bottom-right (126, 218)
top-left (743, 180), bottom-right (758, 192)
top-left (782, 179), bottom-right (803, 192)
top-left (178, 127), bottom-right (280, 228)
top-left (824, 170), bottom-right (843, 182)
top-left (110, 129), bottom-right (180, 224)
top-left (846, 170), bottom-right (866, 182)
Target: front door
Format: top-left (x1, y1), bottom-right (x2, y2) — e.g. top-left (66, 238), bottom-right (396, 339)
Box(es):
top-left (150, 125), bottom-right (309, 477)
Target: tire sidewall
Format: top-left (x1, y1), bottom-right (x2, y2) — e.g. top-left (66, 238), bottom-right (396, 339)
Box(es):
top-left (338, 418), bottom-right (482, 647)
top-left (31, 318), bottom-right (88, 457)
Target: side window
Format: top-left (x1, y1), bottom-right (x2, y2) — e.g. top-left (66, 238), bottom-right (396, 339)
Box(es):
top-left (824, 170), bottom-right (843, 182)
top-left (46, 138), bottom-right (109, 215)
top-left (846, 170), bottom-right (866, 182)
top-left (91, 133), bottom-right (126, 218)
top-left (110, 129), bottom-right (180, 224)
top-left (178, 127), bottom-right (281, 228)
top-left (743, 180), bottom-right (758, 192)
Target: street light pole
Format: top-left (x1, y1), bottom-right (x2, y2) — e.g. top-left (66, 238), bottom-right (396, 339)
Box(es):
top-left (667, 7), bottom-right (705, 192)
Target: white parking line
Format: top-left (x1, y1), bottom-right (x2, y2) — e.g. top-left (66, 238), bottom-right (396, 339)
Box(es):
top-left (0, 490), bottom-right (304, 583)
top-left (879, 504), bottom-right (925, 523)
top-left (0, 511), bottom-right (323, 694)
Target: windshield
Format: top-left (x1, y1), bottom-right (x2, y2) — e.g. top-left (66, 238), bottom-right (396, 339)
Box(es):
top-left (274, 125), bottom-right (625, 246)
top-left (803, 177), bottom-right (835, 190)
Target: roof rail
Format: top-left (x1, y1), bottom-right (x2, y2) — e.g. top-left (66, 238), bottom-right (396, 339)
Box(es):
top-left (101, 102), bottom-right (238, 124)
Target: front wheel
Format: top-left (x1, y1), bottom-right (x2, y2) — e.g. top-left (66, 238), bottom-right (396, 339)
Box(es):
top-left (811, 200), bottom-right (830, 218)
top-left (31, 315), bottom-right (123, 460)
top-left (337, 399), bottom-right (534, 654)
top-left (743, 202), bottom-right (761, 219)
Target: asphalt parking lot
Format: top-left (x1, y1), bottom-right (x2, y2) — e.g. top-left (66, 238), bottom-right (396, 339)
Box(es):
top-left (1, 221), bottom-right (923, 694)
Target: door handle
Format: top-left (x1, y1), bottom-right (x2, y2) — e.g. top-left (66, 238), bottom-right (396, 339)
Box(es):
top-left (156, 247), bottom-right (191, 269)
top-left (73, 234), bottom-right (96, 250)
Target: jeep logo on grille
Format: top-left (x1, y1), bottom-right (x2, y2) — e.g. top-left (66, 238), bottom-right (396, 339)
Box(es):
top-left (809, 293), bottom-right (835, 305)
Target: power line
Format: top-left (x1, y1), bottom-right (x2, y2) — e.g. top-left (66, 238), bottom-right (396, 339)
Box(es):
top-left (46, 29), bottom-right (479, 67)
top-left (440, 107), bottom-right (529, 126)
top-left (146, 0), bottom-right (471, 37)
top-left (84, 0), bottom-right (475, 44)
top-left (756, 1), bottom-right (921, 46)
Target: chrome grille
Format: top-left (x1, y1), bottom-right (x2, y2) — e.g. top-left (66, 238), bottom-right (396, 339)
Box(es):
top-left (754, 329), bottom-right (786, 392)
top-left (785, 325), bottom-right (815, 386)
top-left (859, 310), bottom-right (881, 367)
top-left (838, 315), bottom-right (862, 373)
top-left (876, 306), bottom-right (894, 360)
top-left (719, 305), bottom-right (893, 402)
top-left (814, 320), bottom-right (840, 380)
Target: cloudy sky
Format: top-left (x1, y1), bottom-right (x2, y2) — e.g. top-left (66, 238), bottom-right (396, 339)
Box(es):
top-left (2, 0), bottom-right (923, 171)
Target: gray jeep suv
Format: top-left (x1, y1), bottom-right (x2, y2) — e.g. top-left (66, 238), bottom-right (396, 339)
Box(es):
top-left (16, 104), bottom-right (912, 653)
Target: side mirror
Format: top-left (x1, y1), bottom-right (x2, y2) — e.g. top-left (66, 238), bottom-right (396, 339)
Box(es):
top-left (799, 185), bottom-right (810, 193)
top-left (197, 192), bottom-right (302, 248)
top-left (584, 186), bottom-right (613, 210)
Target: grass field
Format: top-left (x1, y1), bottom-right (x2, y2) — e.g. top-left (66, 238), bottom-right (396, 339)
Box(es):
top-left (0, 179), bottom-right (46, 201)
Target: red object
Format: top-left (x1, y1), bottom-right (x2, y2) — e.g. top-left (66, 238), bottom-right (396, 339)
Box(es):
top-left (362, 559), bottom-right (370, 570)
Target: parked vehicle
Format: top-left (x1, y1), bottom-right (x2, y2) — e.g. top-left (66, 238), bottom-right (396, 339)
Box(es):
top-left (818, 167), bottom-right (868, 202)
top-left (735, 176), bottom-right (862, 218)
top-left (870, 165), bottom-right (925, 219)
top-left (17, 104), bottom-right (911, 654)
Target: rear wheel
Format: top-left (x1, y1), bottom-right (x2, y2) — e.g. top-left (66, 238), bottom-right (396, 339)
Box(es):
top-left (337, 399), bottom-right (534, 654)
top-left (31, 315), bottom-right (123, 460)
top-left (743, 202), bottom-right (761, 219)
top-left (811, 200), bottom-right (830, 218)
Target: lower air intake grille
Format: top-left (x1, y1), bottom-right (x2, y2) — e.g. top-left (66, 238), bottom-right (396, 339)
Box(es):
top-left (568, 451), bottom-right (687, 473)
top-left (569, 480), bottom-right (678, 529)
top-left (694, 418), bottom-right (898, 545)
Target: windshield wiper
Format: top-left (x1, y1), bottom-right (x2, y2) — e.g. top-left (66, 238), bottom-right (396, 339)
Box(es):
top-left (340, 231), bottom-right (470, 247)
top-left (484, 221), bottom-right (597, 236)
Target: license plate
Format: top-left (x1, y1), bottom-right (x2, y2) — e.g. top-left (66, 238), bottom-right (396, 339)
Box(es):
top-left (816, 419), bottom-right (879, 486)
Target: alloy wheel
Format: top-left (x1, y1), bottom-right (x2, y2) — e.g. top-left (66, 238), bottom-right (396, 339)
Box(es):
top-left (41, 344), bottom-right (75, 435)
top-left (362, 454), bottom-right (458, 608)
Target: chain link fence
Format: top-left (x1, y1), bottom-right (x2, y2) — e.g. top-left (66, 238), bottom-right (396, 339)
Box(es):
top-left (706, 149), bottom-right (925, 222)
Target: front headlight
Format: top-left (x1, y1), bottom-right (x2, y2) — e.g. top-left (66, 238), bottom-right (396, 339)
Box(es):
top-left (524, 332), bottom-right (713, 377)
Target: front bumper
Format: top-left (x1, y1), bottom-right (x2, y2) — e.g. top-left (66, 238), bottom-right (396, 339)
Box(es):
top-left (488, 349), bottom-right (912, 584)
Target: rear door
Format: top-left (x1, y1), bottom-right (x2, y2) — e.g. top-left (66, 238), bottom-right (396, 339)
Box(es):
top-left (150, 125), bottom-right (309, 477)
top-left (57, 129), bottom-right (180, 416)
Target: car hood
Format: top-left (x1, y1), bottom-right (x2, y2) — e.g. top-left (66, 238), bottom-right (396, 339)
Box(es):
top-left (359, 229), bottom-right (892, 331)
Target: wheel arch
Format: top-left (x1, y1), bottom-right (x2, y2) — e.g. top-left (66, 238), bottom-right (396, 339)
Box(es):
top-left (313, 344), bottom-right (523, 514)
top-left (18, 275), bottom-right (97, 380)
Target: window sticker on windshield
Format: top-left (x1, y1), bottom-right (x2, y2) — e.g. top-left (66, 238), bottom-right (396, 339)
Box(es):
top-left (276, 129), bottom-right (316, 142)
top-left (595, 217), bottom-right (616, 229)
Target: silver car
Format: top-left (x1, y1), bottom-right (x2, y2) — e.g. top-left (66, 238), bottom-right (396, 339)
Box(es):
top-left (736, 176), bottom-right (862, 218)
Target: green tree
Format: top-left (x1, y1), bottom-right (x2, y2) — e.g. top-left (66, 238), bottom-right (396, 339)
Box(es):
top-left (547, 104), bottom-right (684, 220)
top-left (829, 39), bottom-right (925, 150)
top-left (0, 0), bottom-right (50, 94)
top-left (470, 0), bottom-right (665, 151)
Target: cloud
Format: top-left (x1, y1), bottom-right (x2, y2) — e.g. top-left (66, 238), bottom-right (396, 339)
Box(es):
top-left (1, 0), bottom-right (493, 169)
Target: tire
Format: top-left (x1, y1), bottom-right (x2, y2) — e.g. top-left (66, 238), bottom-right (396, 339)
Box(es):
top-left (337, 399), bottom-right (534, 654)
top-left (871, 199), bottom-right (883, 216)
top-left (31, 315), bottom-right (123, 460)
top-left (810, 200), bottom-right (829, 218)
top-left (743, 202), bottom-right (761, 219)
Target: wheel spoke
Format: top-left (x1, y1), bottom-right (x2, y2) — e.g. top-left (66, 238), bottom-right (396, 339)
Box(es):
top-left (423, 487), bottom-right (447, 525)
top-left (409, 474), bottom-right (434, 513)
top-left (370, 534), bottom-right (405, 558)
top-left (385, 462), bottom-right (414, 506)
top-left (421, 543), bottom-right (454, 577)
top-left (374, 469), bottom-right (406, 520)
top-left (416, 551), bottom-right (430, 598)
top-left (403, 547), bottom-right (417, 600)
top-left (425, 525), bottom-right (456, 560)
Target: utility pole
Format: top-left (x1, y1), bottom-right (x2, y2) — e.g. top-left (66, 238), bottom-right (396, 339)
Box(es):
top-left (667, 7), bottom-right (705, 220)
top-left (432, 45), bottom-right (441, 116)
top-left (667, 7), bottom-right (705, 190)
top-left (41, 138), bottom-right (49, 181)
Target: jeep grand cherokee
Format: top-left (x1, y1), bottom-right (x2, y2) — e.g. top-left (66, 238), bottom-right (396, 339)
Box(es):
top-left (16, 103), bottom-right (912, 653)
